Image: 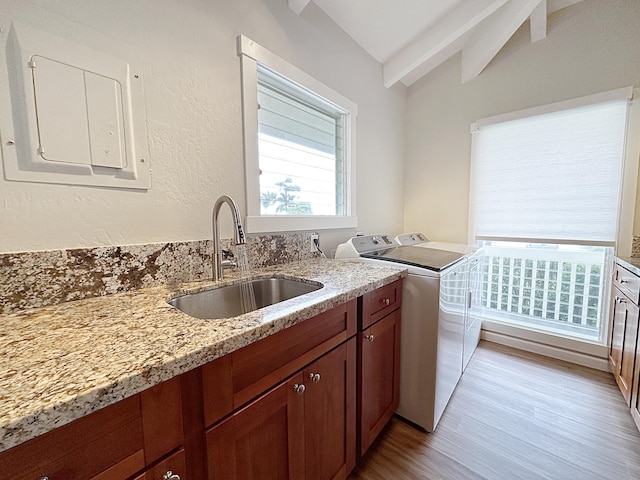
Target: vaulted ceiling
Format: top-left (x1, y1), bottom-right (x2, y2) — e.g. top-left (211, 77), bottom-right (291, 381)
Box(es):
top-left (288, 0), bottom-right (584, 87)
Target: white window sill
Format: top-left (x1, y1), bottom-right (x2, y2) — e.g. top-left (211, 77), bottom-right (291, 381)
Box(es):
top-left (482, 318), bottom-right (608, 357)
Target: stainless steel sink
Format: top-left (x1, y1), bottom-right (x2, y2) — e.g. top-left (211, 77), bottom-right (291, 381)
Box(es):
top-left (168, 277), bottom-right (323, 319)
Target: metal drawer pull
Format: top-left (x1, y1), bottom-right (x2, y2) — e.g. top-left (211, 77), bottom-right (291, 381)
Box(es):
top-left (39, 477), bottom-right (49, 480)
top-left (381, 298), bottom-right (390, 306)
top-left (366, 334), bottom-right (375, 343)
top-left (163, 472), bottom-right (180, 480)
top-left (309, 372), bottom-right (321, 383)
top-left (620, 279), bottom-right (629, 284)
top-left (293, 383), bottom-right (306, 395)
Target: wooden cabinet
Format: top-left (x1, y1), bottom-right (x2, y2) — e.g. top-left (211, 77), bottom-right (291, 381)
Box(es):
top-left (131, 449), bottom-right (187, 480)
top-left (357, 279), bottom-right (402, 456)
top-left (616, 270), bottom-right (640, 429)
top-left (205, 374), bottom-right (305, 480)
top-left (302, 341), bottom-right (356, 480)
top-left (206, 340), bottom-right (356, 480)
top-left (0, 376), bottom-right (185, 480)
top-left (632, 341), bottom-right (640, 432)
top-left (0, 284), bottom-right (401, 479)
top-left (609, 264), bottom-right (640, 406)
top-left (204, 301), bottom-right (357, 480)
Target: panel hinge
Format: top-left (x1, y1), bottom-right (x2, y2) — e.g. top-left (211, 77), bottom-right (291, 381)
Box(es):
top-left (37, 145), bottom-right (45, 155)
top-left (28, 59), bottom-right (37, 69)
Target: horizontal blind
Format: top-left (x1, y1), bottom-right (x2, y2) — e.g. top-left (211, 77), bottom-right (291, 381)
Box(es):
top-left (257, 66), bottom-right (345, 215)
top-left (470, 98), bottom-right (628, 244)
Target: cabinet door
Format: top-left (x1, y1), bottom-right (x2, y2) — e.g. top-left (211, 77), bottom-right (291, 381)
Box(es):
top-left (620, 297), bottom-right (639, 405)
top-left (206, 373), bottom-right (305, 480)
top-left (610, 289), bottom-right (625, 376)
top-left (140, 376), bottom-right (184, 465)
top-left (609, 288), bottom-right (639, 405)
top-left (303, 339), bottom-right (356, 480)
top-left (631, 328), bottom-right (640, 430)
top-left (358, 310), bottom-right (401, 456)
top-left (131, 449), bottom-right (187, 480)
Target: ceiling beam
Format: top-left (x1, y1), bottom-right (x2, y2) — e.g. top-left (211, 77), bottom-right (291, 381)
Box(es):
top-left (383, 0), bottom-right (509, 88)
top-left (288, 0), bottom-right (311, 15)
top-left (461, 0), bottom-right (544, 83)
top-left (530, 0), bottom-right (547, 42)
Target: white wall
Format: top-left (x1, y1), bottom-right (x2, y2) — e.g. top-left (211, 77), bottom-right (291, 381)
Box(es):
top-left (404, 0), bottom-right (640, 245)
top-left (0, 0), bottom-right (406, 254)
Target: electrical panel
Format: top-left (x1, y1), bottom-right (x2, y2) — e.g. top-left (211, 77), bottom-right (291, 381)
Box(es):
top-left (0, 20), bottom-right (150, 189)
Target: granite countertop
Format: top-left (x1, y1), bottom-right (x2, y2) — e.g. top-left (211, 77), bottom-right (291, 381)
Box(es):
top-left (616, 256), bottom-right (640, 277)
top-left (0, 258), bottom-right (406, 454)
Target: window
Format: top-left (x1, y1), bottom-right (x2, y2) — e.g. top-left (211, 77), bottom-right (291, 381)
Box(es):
top-left (238, 35), bottom-right (357, 233)
top-left (469, 87), bottom-right (633, 343)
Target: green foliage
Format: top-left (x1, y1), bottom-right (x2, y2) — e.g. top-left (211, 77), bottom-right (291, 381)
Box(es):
top-left (261, 177), bottom-right (313, 215)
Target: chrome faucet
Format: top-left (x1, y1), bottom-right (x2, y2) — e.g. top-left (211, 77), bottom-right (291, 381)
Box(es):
top-left (212, 195), bottom-right (246, 281)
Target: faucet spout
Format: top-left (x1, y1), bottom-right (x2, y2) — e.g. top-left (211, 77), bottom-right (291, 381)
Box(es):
top-left (212, 195), bottom-right (246, 281)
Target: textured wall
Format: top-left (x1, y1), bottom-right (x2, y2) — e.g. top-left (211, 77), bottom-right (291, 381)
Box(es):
top-left (0, 0), bottom-right (406, 255)
top-left (403, 0), bottom-right (640, 245)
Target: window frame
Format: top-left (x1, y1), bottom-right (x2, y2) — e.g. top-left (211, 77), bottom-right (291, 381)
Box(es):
top-left (467, 86), bottom-right (640, 351)
top-left (238, 35), bottom-right (358, 233)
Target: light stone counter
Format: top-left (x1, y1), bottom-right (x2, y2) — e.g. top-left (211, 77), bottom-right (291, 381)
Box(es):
top-left (617, 257), bottom-right (640, 277)
top-left (0, 258), bottom-right (405, 453)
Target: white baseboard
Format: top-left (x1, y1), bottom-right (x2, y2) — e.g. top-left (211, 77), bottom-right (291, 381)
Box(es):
top-left (481, 330), bottom-right (611, 372)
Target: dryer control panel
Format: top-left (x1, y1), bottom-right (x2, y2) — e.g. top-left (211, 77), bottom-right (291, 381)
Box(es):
top-left (335, 234), bottom-right (399, 257)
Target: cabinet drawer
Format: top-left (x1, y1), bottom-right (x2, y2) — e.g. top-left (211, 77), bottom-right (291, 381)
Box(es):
top-left (614, 263), bottom-right (640, 305)
top-left (231, 299), bottom-right (357, 407)
top-left (1, 395), bottom-right (144, 480)
top-left (359, 280), bottom-right (402, 329)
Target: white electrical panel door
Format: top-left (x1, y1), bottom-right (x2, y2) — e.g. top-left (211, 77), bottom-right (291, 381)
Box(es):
top-left (32, 56), bottom-right (93, 165)
top-left (84, 71), bottom-right (126, 169)
top-left (0, 20), bottom-right (149, 189)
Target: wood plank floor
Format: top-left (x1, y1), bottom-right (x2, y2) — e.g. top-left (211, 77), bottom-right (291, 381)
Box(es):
top-left (349, 341), bottom-right (640, 480)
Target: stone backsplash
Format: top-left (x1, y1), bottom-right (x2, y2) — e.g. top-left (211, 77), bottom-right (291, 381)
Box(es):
top-left (0, 233), bottom-right (321, 314)
top-left (633, 236), bottom-right (640, 258)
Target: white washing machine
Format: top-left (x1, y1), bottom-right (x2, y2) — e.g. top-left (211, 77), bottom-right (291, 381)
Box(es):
top-left (335, 234), bottom-right (469, 432)
top-left (396, 233), bottom-right (481, 371)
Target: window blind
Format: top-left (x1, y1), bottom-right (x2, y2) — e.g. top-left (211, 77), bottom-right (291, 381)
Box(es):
top-left (470, 97), bottom-right (629, 245)
top-left (257, 66), bottom-right (345, 215)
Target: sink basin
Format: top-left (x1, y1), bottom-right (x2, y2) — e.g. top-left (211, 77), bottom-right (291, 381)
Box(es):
top-left (168, 277), bottom-right (323, 319)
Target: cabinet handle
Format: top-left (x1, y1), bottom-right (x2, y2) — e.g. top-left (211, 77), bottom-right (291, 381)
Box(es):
top-left (163, 471), bottom-right (180, 480)
top-left (381, 298), bottom-right (390, 306)
top-left (293, 383), bottom-right (306, 395)
top-left (39, 477), bottom-right (50, 480)
top-left (365, 334), bottom-right (375, 343)
top-left (309, 372), bottom-right (321, 383)
top-left (620, 279), bottom-right (629, 284)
